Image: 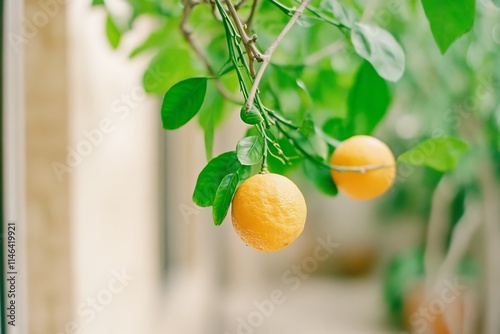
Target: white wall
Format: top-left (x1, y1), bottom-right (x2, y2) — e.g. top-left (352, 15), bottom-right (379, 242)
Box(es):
top-left (67, 4), bottom-right (160, 333)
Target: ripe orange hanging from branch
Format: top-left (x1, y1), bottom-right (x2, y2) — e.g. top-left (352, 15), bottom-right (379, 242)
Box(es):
top-left (330, 135), bottom-right (396, 200)
top-left (231, 173), bottom-right (307, 252)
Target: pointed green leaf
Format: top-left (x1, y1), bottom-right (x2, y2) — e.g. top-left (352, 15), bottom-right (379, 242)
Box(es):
top-left (161, 77), bottom-right (208, 130)
top-left (347, 62), bottom-right (391, 135)
top-left (236, 136), bottom-right (265, 165)
top-left (351, 23), bottom-right (405, 82)
top-left (92, 0), bottom-right (105, 5)
top-left (397, 137), bottom-right (469, 172)
top-left (105, 14), bottom-right (121, 49)
top-left (494, 0), bottom-right (500, 7)
top-left (212, 173), bottom-right (239, 225)
top-left (421, 0), bottom-right (476, 54)
top-left (193, 151), bottom-right (249, 207)
top-left (303, 160), bottom-right (338, 196)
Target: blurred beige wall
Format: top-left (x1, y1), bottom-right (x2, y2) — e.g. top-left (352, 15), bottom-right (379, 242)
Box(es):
top-left (22, 0), bottom-right (162, 332)
top-left (24, 0), bottom-right (72, 332)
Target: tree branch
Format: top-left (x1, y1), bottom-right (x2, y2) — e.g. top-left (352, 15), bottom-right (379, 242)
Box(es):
top-left (223, 0), bottom-right (265, 77)
top-left (180, 1), bottom-right (242, 104)
top-left (245, 0), bottom-right (312, 111)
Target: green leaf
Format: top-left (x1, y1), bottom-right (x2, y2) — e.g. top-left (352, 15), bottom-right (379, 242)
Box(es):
top-left (303, 160), bottom-right (338, 196)
top-left (105, 14), bottom-right (121, 49)
top-left (351, 23), bottom-right (405, 82)
top-left (193, 151), bottom-right (249, 207)
top-left (161, 77), bottom-right (208, 130)
top-left (240, 106), bottom-right (264, 125)
top-left (92, 0), bottom-right (105, 5)
top-left (347, 62), bottom-right (391, 135)
top-left (421, 0), bottom-right (476, 54)
top-left (212, 173), bottom-right (239, 225)
top-left (493, 0), bottom-right (500, 7)
top-left (397, 137), bottom-right (469, 172)
top-left (236, 136), bottom-right (265, 165)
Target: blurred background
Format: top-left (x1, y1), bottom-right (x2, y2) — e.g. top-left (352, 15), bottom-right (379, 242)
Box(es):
top-left (2, 0), bottom-right (500, 333)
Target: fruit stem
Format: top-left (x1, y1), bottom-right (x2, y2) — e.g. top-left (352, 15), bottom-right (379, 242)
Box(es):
top-left (259, 123), bottom-right (269, 173)
top-left (275, 122), bottom-right (393, 173)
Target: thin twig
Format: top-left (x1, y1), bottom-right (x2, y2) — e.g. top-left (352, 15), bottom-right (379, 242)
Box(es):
top-left (245, 0), bottom-right (312, 111)
top-left (180, 1), bottom-right (242, 104)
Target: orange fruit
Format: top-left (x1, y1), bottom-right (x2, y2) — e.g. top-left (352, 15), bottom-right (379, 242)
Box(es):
top-left (330, 135), bottom-right (396, 200)
top-left (231, 173), bottom-right (307, 252)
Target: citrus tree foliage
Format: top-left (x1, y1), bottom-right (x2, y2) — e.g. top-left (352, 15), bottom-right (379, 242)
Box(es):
top-left (93, 0), bottom-right (475, 224)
